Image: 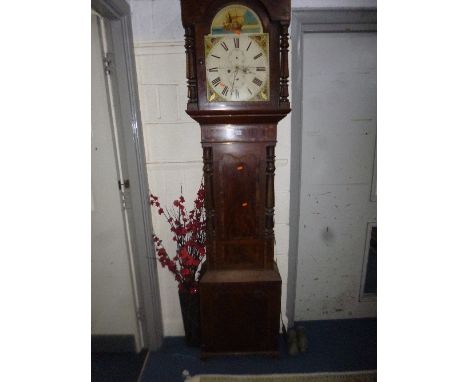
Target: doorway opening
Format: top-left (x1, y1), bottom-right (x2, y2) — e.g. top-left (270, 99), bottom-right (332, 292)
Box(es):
top-left (287, 8), bottom-right (377, 325)
top-left (91, 0), bottom-right (163, 351)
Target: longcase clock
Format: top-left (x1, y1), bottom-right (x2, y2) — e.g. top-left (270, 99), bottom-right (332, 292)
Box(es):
top-left (180, 0), bottom-right (291, 357)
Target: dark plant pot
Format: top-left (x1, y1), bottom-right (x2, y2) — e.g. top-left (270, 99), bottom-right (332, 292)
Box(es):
top-left (178, 290), bottom-right (201, 347)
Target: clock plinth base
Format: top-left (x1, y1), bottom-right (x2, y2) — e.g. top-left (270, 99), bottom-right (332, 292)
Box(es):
top-left (199, 265), bottom-right (282, 357)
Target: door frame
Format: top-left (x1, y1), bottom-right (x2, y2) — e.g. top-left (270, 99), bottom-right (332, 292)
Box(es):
top-left (91, 0), bottom-right (163, 350)
top-left (287, 8), bottom-right (377, 326)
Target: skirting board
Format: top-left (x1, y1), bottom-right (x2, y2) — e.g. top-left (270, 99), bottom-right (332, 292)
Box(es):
top-left (91, 334), bottom-right (136, 353)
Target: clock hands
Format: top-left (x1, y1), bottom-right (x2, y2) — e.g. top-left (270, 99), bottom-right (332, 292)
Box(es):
top-left (208, 50), bottom-right (266, 99)
top-left (230, 67), bottom-right (239, 96)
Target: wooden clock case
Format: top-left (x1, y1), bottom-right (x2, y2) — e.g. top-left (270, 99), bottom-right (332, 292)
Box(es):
top-left (180, 0), bottom-right (291, 357)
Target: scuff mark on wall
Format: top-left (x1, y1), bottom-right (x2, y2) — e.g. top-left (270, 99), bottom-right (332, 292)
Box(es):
top-left (321, 226), bottom-right (335, 242)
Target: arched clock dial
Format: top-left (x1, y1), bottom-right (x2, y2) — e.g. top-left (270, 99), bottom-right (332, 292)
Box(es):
top-left (205, 34), bottom-right (269, 102)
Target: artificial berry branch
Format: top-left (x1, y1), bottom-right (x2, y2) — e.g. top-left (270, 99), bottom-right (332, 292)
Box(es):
top-left (150, 182), bottom-right (206, 295)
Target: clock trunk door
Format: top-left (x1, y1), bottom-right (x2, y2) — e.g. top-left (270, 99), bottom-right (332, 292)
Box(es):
top-left (211, 142), bottom-right (267, 269)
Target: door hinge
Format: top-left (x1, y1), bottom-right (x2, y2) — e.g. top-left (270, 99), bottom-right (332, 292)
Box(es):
top-left (118, 179), bottom-right (130, 210)
top-left (103, 52), bottom-right (113, 75)
top-left (136, 307), bottom-right (145, 322)
top-left (118, 179), bottom-right (130, 190)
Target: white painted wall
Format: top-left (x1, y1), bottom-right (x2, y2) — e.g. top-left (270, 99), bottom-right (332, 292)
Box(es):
top-left (295, 32), bottom-right (377, 321)
top-left (135, 41), bottom-right (201, 336)
top-left (292, 0), bottom-right (376, 9)
top-left (129, 0), bottom-right (377, 335)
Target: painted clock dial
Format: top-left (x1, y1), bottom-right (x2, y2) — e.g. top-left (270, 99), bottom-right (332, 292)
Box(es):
top-left (205, 34), bottom-right (269, 102)
top-left (204, 5), bottom-right (269, 102)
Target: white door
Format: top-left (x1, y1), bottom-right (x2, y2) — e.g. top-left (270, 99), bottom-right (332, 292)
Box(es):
top-left (295, 32), bottom-right (377, 320)
top-left (91, 12), bottom-right (142, 350)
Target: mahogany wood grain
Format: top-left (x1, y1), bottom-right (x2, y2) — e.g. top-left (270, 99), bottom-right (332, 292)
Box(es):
top-left (180, 0), bottom-right (291, 356)
top-left (200, 265), bottom-right (281, 356)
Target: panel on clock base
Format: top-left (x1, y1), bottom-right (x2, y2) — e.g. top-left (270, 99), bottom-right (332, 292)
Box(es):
top-left (200, 265), bottom-right (281, 357)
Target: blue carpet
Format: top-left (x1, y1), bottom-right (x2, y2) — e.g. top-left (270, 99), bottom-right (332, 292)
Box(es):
top-left (140, 318), bottom-right (377, 382)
